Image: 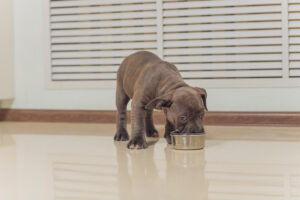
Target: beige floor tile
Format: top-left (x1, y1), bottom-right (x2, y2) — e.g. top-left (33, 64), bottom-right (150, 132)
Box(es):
top-left (0, 122), bottom-right (300, 200)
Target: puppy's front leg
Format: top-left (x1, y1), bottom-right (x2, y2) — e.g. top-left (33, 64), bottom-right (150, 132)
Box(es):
top-left (127, 99), bottom-right (147, 149)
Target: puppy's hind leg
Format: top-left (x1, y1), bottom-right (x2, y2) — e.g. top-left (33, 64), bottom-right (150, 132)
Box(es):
top-left (145, 110), bottom-right (159, 138)
top-left (114, 87), bottom-right (130, 141)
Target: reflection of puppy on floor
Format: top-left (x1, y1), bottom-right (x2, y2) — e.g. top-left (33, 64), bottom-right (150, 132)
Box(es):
top-left (115, 142), bottom-right (208, 200)
top-left (164, 148), bottom-right (208, 200)
top-left (115, 142), bottom-right (134, 200)
top-left (115, 142), bottom-right (162, 200)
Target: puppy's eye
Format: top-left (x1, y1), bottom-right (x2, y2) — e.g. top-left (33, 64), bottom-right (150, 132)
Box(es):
top-left (179, 116), bottom-right (187, 121)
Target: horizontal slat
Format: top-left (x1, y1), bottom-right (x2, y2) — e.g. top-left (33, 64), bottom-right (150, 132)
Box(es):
top-left (55, 193), bottom-right (119, 200)
top-left (289, 13), bottom-right (300, 20)
top-left (53, 73), bottom-right (116, 80)
top-left (289, 21), bottom-right (300, 28)
top-left (52, 47), bottom-right (280, 59)
top-left (290, 37), bottom-right (300, 44)
top-left (164, 6), bottom-right (281, 17)
top-left (206, 172), bottom-right (282, 183)
top-left (290, 61), bottom-right (300, 68)
top-left (291, 188), bottom-right (300, 196)
top-left (291, 176), bottom-right (300, 186)
top-left (51, 11), bottom-right (156, 22)
top-left (51, 42), bottom-right (156, 51)
top-left (180, 70), bottom-right (282, 78)
top-left (163, 0), bottom-right (281, 9)
top-left (52, 70), bottom-right (282, 81)
top-left (51, 50), bottom-right (155, 58)
top-left (164, 46), bottom-right (282, 55)
top-left (164, 30), bottom-right (281, 40)
top-left (290, 53), bottom-right (300, 60)
top-left (55, 181), bottom-right (118, 193)
top-left (289, 29), bottom-right (300, 36)
top-left (52, 62), bottom-right (282, 72)
top-left (289, 53), bottom-right (300, 60)
top-left (290, 69), bottom-right (300, 76)
top-left (51, 26), bottom-right (156, 36)
top-left (54, 163), bottom-right (117, 174)
top-left (51, 4), bottom-right (156, 15)
top-left (290, 45), bottom-right (300, 52)
top-left (165, 54), bottom-right (281, 63)
top-left (52, 50), bottom-right (156, 58)
top-left (207, 184), bottom-right (283, 196)
top-left (51, 19), bottom-right (156, 29)
top-left (176, 62), bottom-right (282, 70)
top-left (164, 14), bottom-right (281, 25)
top-left (53, 62), bottom-right (281, 72)
top-left (164, 38), bottom-right (282, 47)
top-left (51, 34), bottom-right (157, 44)
top-left (208, 193), bottom-right (282, 200)
top-left (164, 22), bottom-right (281, 32)
top-left (289, 4), bottom-right (300, 12)
top-left (52, 66), bottom-right (119, 73)
top-left (51, 0), bottom-right (156, 8)
top-left (52, 58), bottom-right (123, 65)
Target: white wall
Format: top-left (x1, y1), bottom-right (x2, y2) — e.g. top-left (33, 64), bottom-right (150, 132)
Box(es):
top-left (0, 0), bottom-right (115, 110)
top-left (1, 0), bottom-right (300, 111)
top-left (0, 0), bottom-right (14, 100)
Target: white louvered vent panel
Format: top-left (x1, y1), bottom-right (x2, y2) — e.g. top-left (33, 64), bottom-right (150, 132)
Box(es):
top-left (47, 0), bottom-right (300, 88)
top-left (50, 0), bottom-right (158, 81)
top-left (163, 0), bottom-right (283, 79)
top-left (289, 0), bottom-right (300, 77)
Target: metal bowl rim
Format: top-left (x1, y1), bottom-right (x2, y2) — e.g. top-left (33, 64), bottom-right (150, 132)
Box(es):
top-left (171, 133), bottom-right (206, 137)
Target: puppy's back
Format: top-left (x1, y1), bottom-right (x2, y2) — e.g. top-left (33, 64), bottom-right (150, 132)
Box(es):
top-left (117, 51), bottom-right (162, 98)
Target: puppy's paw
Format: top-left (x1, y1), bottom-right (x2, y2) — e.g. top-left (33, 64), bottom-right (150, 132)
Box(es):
top-left (127, 136), bottom-right (147, 149)
top-left (114, 130), bottom-right (129, 141)
top-left (146, 127), bottom-right (159, 138)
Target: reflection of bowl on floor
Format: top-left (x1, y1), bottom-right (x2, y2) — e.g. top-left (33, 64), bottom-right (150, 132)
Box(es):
top-left (170, 132), bottom-right (205, 150)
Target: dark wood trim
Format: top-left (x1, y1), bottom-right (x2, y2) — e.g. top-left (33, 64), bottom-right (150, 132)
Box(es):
top-left (0, 109), bottom-right (300, 126)
top-left (204, 111), bottom-right (300, 126)
top-left (0, 109), bottom-right (117, 123)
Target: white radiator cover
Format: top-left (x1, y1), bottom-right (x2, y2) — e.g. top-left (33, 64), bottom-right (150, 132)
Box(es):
top-left (45, 0), bottom-right (300, 88)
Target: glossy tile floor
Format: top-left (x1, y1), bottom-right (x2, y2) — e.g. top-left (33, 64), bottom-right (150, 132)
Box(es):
top-left (1, 122), bottom-right (300, 200)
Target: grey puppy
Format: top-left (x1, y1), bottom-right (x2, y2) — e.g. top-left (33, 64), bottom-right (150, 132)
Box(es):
top-left (114, 51), bottom-right (207, 149)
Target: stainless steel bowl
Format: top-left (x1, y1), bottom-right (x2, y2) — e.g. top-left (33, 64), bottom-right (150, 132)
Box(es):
top-left (171, 132), bottom-right (205, 150)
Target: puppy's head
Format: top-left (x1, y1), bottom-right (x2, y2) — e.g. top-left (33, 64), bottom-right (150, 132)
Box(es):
top-left (145, 87), bottom-right (207, 133)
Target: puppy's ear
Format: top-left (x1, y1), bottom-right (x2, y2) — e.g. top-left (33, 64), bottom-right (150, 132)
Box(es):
top-left (145, 95), bottom-right (172, 110)
top-left (195, 87), bottom-right (208, 111)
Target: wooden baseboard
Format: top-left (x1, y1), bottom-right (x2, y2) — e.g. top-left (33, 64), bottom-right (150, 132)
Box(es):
top-left (0, 109), bottom-right (300, 126)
